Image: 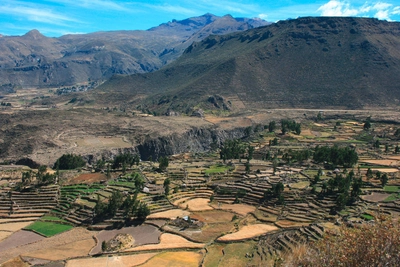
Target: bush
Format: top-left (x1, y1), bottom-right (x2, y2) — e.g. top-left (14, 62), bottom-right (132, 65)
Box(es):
top-left (282, 215), bottom-right (400, 267)
top-left (54, 154), bottom-right (86, 170)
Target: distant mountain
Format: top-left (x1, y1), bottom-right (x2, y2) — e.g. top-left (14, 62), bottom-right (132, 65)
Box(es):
top-left (95, 17), bottom-right (400, 111)
top-left (0, 14), bottom-right (269, 90)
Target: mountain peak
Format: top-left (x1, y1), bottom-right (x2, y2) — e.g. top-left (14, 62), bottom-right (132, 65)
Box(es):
top-left (24, 29), bottom-right (45, 39)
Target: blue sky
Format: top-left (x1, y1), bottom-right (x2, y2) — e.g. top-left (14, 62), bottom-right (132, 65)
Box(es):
top-left (0, 0), bottom-right (399, 36)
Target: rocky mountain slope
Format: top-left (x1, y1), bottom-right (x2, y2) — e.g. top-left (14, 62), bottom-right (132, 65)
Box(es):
top-left (0, 14), bottom-right (268, 90)
top-left (96, 17), bottom-right (400, 112)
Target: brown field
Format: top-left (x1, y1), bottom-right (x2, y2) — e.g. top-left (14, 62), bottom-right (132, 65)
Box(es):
top-left (361, 193), bottom-right (392, 202)
top-left (138, 251), bottom-right (203, 267)
top-left (217, 224), bottom-right (278, 242)
top-left (0, 231), bottom-right (13, 241)
top-left (203, 244), bottom-right (225, 266)
top-left (0, 222), bottom-right (33, 232)
top-left (0, 227), bottom-right (95, 264)
top-left (191, 210), bottom-right (236, 223)
top-left (360, 160), bottom-right (399, 166)
top-left (211, 203), bottom-right (256, 216)
top-left (125, 233), bottom-right (204, 252)
top-left (66, 252), bottom-right (159, 267)
top-left (0, 230), bottom-right (44, 256)
top-left (275, 220), bottom-right (311, 228)
top-left (370, 168), bottom-right (399, 173)
top-left (178, 198), bottom-right (214, 211)
top-left (1, 256), bottom-right (30, 267)
top-left (191, 222), bottom-right (235, 243)
top-left (22, 238), bottom-right (95, 261)
top-left (74, 137), bottom-right (131, 148)
top-left (91, 224), bottom-right (160, 254)
top-left (68, 172), bottom-right (107, 184)
top-left (147, 209), bottom-right (190, 220)
top-left (218, 242), bottom-right (258, 267)
top-left (388, 156), bottom-right (400, 160)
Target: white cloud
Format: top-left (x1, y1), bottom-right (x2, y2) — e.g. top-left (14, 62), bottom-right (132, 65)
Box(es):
top-left (375, 10), bottom-right (390, 19)
top-left (47, 0), bottom-right (128, 11)
top-left (317, 1), bottom-right (359, 16)
top-left (258, 13), bottom-right (268, 20)
top-left (0, 4), bottom-right (79, 25)
top-left (144, 4), bottom-right (197, 16)
top-left (318, 1), bottom-right (399, 20)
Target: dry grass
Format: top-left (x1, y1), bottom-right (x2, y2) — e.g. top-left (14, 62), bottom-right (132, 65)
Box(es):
top-left (360, 159), bottom-right (399, 166)
top-left (178, 198), bottom-right (214, 211)
top-left (281, 215), bottom-right (400, 267)
top-left (138, 251), bottom-right (203, 267)
top-left (191, 210), bottom-right (236, 223)
top-left (125, 233), bottom-right (204, 252)
top-left (211, 203), bottom-right (256, 216)
top-left (147, 209), bottom-right (190, 220)
top-left (66, 253), bottom-right (159, 267)
top-left (217, 224), bottom-right (278, 242)
top-left (361, 193), bottom-right (392, 202)
top-left (0, 222), bottom-right (33, 232)
top-left (22, 238), bottom-right (95, 261)
top-left (1, 256), bottom-right (29, 267)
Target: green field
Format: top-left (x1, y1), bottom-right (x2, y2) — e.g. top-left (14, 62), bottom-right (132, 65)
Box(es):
top-left (40, 215), bottom-right (68, 223)
top-left (205, 165), bottom-right (230, 174)
top-left (384, 186), bottom-right (400, 193)
top-left (25, 221), bottom-right (73, 237)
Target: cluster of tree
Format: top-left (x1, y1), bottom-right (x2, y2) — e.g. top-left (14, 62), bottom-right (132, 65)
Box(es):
top-left (281, 119), bottom-right (301, 135)
top-left (313, 145), bottom-right (358, 168)
top-left (94, 190), bottom-right (150, 222)
top-left (282, 149), bottom-right (312, 163)
top-left (219, 139), bottom-right (245, 162)
top-left (112, 153), bottom-right (140, 170)
top-left (54, 154), bottom-right (86, 170)
top-left (363, 117), bottom-right (372, 130)
top-left (319, 171), bottom-right (362, 211)
top-left (158, 156), bottom-right (169, 171)
top-left (263, 182), bottom-right (285, 204)
top-left (0, 102), bottom-right (11, 106)
top-left (267, 121), bottom-right (276, 133)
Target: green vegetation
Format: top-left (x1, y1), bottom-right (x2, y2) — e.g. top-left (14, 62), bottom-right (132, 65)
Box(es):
top-left (25, 221), bottom-right (73, 237)
top-left (383, 186), bottom-right (400, 193)
top-left (54, 154), bottom-right (86, 170)
top-left (40, 215), bottom-right (68, 223)
top-left (205, 164), bottom-right (230, 174)
top-left (313, 145), bottom-right (358, 168)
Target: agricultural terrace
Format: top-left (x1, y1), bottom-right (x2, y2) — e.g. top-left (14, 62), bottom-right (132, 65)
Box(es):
top-left (0, 116), bottom-right (399, 266)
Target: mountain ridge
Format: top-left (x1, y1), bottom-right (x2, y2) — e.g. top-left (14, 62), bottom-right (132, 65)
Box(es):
top-left (94, 16), bottom-right (400, 112)
top-left (0, 13), bottom-right (269, 90)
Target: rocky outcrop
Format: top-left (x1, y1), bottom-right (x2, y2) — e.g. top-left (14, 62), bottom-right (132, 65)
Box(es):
top-left (137, 126), bottom-right (247, 160)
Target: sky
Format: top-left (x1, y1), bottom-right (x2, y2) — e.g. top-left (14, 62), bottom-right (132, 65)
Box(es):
top-left (0, 0), bottom-right (399, 37)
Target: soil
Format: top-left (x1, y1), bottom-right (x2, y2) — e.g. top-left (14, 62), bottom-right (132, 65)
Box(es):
top-left (191, 210), bottom-right (236, 223)
top-left (211, 203), bottom-right (256, 216)
top-left (0, 227), bottom-right (95, 264)
top-left (91, 224), bottom-right (161, 254)
top-left (0, 222), bottom-right (33, 232)
top-left (65, 253), bottom-right (159, 267)
top-left (67, 173), bottom-right (107, 184)
top-left (0, 230), bottom-right (44, 255)
top-left (217, 224), bottom-right (278, 242)
top-left (361, 193), bottom-right (392, 202)
top-left (275, 220), bottom-right (311, 228)
top-left (178, 198), bottom-right (214, 211)
top-left (138, 251), bottom-right (203, 267)
top-left (22, 238), bottom-right (95, 261)
top-left (125, 233), bottom-right (204, 252)
top-left (1, 256), bottom-right (30, 267)
top-left (147, 209), bottom-right (190, 220)
top-left (360, 160), bottom-right (399, 166)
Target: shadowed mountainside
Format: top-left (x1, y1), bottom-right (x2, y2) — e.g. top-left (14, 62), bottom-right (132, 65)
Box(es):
top-left (95, 17), bottom-right (400, 113)
top-left (0, 14), bottom-right (268, 90)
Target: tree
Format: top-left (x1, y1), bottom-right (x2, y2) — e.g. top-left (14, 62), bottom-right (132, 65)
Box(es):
top-left (363, 120), bottom-right (371, 130)
top-left (137, 202), bottom-right (150, 219)
top-left (395, 145), bottom-right (399, 154)
top-left (107, 190), bottom-right (123, 216)
top-left (158, 156), bottom-right (169, 171)
top-left (268, 121), bottom-right (276, 132)
top-left (21, 171), bottom-right (32, 185)
top-left (366, 168), bottom-right (373, 179)
top-left (54, 154), bottom-right (85, 170)
top-left (163, 178), bottom-right (170, 196)
top-left (245, 162), bottom-right (250, 174)
top-left (381, 173), bottom-right (388, 187)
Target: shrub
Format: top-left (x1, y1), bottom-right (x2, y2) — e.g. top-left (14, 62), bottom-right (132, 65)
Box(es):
top-left (282, 214), bottom-right (400, 267)
top-left (54, 154), bottom-right (86, 170)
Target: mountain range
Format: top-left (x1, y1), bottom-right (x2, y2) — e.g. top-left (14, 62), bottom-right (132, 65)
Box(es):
top-left (0, 13), bottom-right (268, 91)
top-left (94, 16), bottom-right (400, 112)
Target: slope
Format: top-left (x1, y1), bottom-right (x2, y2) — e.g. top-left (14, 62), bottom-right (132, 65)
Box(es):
top-left (95, 17), bottom-right (400, 112)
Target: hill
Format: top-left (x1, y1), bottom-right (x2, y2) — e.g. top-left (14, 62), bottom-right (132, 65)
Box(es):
top-left (96, 17), bottom-right (400, 112)
top-left (0, 14), bottom-right (268, 90)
